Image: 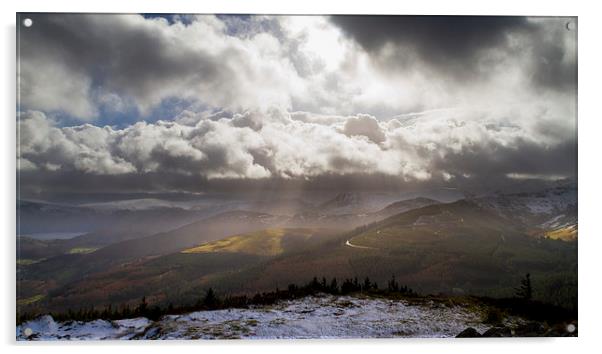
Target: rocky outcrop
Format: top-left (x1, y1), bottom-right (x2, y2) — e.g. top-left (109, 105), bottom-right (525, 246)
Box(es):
top-left (456, 321), bottom-right (577, 338)
top-left (482, 326), bottom-right (512, 337)
top-left (456, 327), bottom-right (482, 338)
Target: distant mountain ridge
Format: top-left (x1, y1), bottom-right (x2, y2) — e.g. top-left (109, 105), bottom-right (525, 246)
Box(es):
top-left (474, 183), bottom-right (577, 240)
top-left (317, 192), bottom-right (402, 215)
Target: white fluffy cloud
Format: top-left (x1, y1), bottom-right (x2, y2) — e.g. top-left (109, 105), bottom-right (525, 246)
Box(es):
top-left (18, 106), bottom-right (575, 184)
top-left (18, 111), bottom-right (136, 174)
top-left (341, 114), bottom-right (386, 143)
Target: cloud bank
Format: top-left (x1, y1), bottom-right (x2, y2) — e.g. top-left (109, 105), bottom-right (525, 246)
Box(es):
top-left (18, 106), bottom-right (575, 195)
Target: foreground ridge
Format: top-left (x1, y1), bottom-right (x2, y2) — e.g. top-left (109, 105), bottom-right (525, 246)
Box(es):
top-left (18, 295), bottom-right (503, 340)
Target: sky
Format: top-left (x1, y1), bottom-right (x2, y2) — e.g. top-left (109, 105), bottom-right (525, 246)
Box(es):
top-left (16, 14), bottom-right (577, 199)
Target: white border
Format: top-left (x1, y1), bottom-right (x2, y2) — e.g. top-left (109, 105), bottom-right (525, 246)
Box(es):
top-left (2, 1), bottom-right (600, 353)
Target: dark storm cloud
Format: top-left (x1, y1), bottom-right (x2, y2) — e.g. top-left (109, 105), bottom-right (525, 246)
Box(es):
top-left (529, 25), bottom-right (578, 92)
top-left (18, 14), bottom-right (201, 117)
top-left (18, 13), bottom-right (301, 119)
top-left (17, 163), bottom-right (573, 202)
top-left (331, 16), bottom-right (529, 61)
top-left (428, 137), bottom-right (577, 180)
top-left (18, 170), bottom-right (415, 197)
top-left (20, 13), bottom-right (228, 113)
top-left (330, 15), bottom-right (576, 91)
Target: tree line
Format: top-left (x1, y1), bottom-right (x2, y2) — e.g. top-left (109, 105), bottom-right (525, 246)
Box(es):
top-left (17, 275), bottom-right (415, 324)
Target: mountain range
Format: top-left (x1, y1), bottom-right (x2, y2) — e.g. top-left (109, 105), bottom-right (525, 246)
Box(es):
top-left (17, 183), bottom-right (577, 316)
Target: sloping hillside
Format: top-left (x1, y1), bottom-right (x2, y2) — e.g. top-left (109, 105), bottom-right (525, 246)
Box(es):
top-left (19, 228), bottom-right (342, 313)
top-left (219, 200), bottom-right (576, 307)
top-left (182, 228), bottom-right (336, 256)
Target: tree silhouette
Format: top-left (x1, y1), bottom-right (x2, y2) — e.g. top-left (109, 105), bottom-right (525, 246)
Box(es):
top-left (363, 277), bottom-right (372, 291)
top-left (515, 273), bottom-right (533, 300)
top-left (136, 296), bottom-right (147, 316)
top-left (330, 278), bottom-right (339, 293)
top-left (203, 288), bottom-right (218, 308)
top-left (387, 275), bottom-right (400, 292)
top-left (17, 276), bottom-right (420, 324)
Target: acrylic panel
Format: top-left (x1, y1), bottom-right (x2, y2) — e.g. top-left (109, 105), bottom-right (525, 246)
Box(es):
top-left (16, 13), bottom-right (577, 340)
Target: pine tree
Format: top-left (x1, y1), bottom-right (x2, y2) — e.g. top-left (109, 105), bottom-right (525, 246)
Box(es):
top-left (203, 288), bottom-right (218, 308)
top-left (288, 283), bottom-right (298, 294)
top-left (310, 276), bottom-right (320, 291)
top-left (363, 277), bottom-right (372, 291)
top-left (341, 278), bottom-right (354, 294)
top-left (387, 275), bottom-right (400, 292)
top-left (136, 296), bottom-right (148, 317)
top-left (330, 277), bottom-right (338, 294)
top-left (515, 273), bottom-right (533, 300)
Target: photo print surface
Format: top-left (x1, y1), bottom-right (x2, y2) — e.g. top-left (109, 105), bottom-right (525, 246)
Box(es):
top-left (16, 13), bottom-right (577, 340)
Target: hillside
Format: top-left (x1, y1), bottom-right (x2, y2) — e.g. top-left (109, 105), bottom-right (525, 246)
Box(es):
top-left (17, 196), bottom-right (439, 314)
top-left (475, 183), bottom-right (577, 240)
top-left (17, 211), bottom-right (290, 312)
top-left (182, 228), bottom-right (337, 256)
top-left (210, 200), bottom-right (577, 307)
top-left (19, 228), bottom-right (342, 313)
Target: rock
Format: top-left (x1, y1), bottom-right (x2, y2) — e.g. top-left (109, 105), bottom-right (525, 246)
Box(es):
top-left (514, 322), bottom-right (547, 337)
top-left (456, 327), bottom-right (482, 338)
top-left (546, 323), bottom-right (577, 337)
top-left (482, 326), bottom-right (512, 337)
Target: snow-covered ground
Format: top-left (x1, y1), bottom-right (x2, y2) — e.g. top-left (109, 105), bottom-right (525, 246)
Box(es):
top-left (17, 295), bottom-right (511, 340)
top-left (477, 186), bottom-right (576, 217)
top-left (474, 184), bottom-right (577, 235)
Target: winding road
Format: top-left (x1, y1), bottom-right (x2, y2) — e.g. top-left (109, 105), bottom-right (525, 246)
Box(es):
top-left (345, 239), bottom-right (378, 250)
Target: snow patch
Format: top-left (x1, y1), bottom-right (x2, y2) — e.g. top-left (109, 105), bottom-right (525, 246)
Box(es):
top-left (17, 295), bottom-right (511, 340)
